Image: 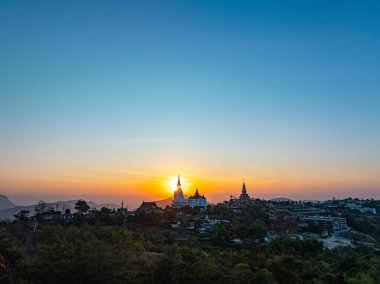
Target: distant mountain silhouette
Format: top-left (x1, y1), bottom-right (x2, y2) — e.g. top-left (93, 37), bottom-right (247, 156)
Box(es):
top-left (0, 195), bottom-right (120, 220)
top-left (0, 194), bottom-right (16, 211)
top-left (0, 205), bottom-right (34, 220)
top-left (47, 200), bottom-right (120, 212)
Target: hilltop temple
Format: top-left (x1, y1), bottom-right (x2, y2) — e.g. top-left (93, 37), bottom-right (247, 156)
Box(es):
top-left (172, 175), bottom-right (207, 208)
top-left (239, 180), bottom-right (251, 205)
top-left (172, 175), bottom-right (189, 208)
top-left (225, 180), bottom-right (253, 210)
top-left (188, 187), bottom-right (207, 208)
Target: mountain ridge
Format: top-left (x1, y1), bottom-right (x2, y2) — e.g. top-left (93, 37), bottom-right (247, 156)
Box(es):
top-left (0, 194), bottom-right (16, 211)
top-left (0, 195), bottom-right (120, 220)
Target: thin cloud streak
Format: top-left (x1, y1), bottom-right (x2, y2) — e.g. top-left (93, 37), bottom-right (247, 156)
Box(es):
top-left (74, 137), bottom-right (196, 146)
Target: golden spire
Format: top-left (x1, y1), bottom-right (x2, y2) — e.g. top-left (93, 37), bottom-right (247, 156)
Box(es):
top-left (177, 175), bottom-right (181, 190)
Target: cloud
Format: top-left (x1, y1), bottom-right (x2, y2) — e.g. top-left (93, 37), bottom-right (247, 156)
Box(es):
top-left (71, 136), bottom-right (194, 146)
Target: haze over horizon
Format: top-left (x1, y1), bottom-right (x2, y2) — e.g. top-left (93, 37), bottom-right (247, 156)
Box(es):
top-left (1, 1), bottom-right (380, 205)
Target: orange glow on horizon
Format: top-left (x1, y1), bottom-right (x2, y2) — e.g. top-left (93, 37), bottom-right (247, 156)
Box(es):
top-left (2, 165), bottom-right (380, 205)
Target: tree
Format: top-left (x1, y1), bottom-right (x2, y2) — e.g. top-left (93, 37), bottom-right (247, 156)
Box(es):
top-left (248, 220), bottom-right (267, 240)
top-left (13, 210), bottom-right (30, 223)
top-left (34, 200), bottom-right (51, 222)
top-left (251, 268), bottom-right (276, 284)
top-left (98, 207), bottom-right (112, 225)
top-left (231, 263), bottom-right (256, 283)
top-left (34, 200), bottom-right (50, 215)
top-left (75, 200), bottom-right (90, 214)
top-left (194, 219), bottom-right (202, 230)
top-left (210, 224), bottom-right (231, 245)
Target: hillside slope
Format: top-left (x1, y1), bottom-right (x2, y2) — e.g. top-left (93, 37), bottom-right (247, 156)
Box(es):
top-left (0, 194), bottom-right (16, 211)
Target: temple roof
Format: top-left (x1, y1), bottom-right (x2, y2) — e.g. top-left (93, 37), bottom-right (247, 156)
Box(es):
top-left (189, 187), bottom-right (206, 200)
top-left (137, 201), bottom-right (162, 212)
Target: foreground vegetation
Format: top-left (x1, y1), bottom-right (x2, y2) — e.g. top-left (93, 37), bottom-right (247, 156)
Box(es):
top-left (0, 224), bottom-right (379, 284)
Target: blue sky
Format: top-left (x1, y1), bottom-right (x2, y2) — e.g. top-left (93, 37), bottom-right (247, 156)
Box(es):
top-left (0, 1), bottom-right (379, 204)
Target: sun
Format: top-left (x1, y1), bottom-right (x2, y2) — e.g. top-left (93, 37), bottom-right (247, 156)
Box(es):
top-left (168, 176), bottom-right (186, 192)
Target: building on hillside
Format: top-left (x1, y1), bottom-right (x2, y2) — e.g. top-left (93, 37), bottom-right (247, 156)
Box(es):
top-left (345, 202), bottom-right (377, 214)
top-left (188, 187), bottom-right (207, 208)
top-left (301, 216), bottom-right (348, 233)
top-left (225, 181), bottom-right (253, 211)
top-left (361, 207), bottom-right (377, 214)
top-left (63, 208), bottom-right (74, 223)
top-left (42, 209), bottom-right (62, 224)
top-left (225, 195), bottom-right (242, 212)
top-left (172, 175), bottom-right (189, 208)
top-left (136, 201), bottom-right (163, 214)
top-left (239, 180), bottom-right (251, 205)
top-left (117, 200), bottom-right (129, 215)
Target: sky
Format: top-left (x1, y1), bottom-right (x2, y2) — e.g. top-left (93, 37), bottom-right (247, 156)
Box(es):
top-left (0, 0), bottom-right (380, 206)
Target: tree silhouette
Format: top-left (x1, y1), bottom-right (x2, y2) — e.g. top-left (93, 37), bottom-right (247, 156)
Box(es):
top-left (75, 200), bottom-right (90, 214)
top-left (13, 210), bottom-right (30, 223)
top-left (34, 200), bottom-right (50, 215)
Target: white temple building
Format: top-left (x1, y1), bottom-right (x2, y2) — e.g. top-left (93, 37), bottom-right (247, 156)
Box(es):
top-left (188, 187), bottom-right (207, 208)
top-left (172, 175), bottom-right (207, 208)
top-left (171, 175), bottom-right (189, 208)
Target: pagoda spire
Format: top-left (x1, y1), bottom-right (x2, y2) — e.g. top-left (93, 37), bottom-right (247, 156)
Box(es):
top-left (195, 186), bottom-right (199, 196)
top-left (177, 175), bottom-right (181, 190)
top-left (242, 179), bottom-right (247, 194)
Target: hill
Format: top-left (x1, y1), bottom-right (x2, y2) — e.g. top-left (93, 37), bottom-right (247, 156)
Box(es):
top-left (0, 194), bottom-right (16, 210)
top-left (0, 197), bottom-right (119, 220)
